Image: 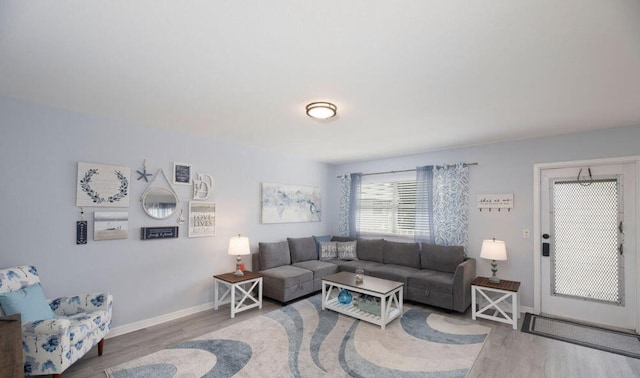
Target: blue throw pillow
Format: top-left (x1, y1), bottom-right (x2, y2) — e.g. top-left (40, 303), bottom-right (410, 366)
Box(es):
top-left (0, 283), bottom-right (56, 324)
top-left (313, 235), bottom-right (332, 255)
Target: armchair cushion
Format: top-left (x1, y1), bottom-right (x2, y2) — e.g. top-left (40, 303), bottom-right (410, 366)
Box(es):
top-left (0, 283), bottom-right (56, 323)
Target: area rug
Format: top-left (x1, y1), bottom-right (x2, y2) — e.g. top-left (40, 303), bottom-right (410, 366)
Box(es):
top-left (106, 295), bottom-right (490, 377)
top-left (521, 313), bottom-right (640, 359)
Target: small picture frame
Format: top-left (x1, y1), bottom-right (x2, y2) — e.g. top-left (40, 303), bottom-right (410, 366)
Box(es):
top-left (173, 162), bottom-right (192, 185)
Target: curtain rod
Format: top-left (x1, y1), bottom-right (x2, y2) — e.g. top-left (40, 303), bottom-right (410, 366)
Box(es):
top-left (336, 162), bottom-right (478, 178)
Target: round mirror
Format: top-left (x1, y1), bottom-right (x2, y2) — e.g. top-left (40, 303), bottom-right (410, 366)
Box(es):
top-left (141, 188), bottom-right (178, 219)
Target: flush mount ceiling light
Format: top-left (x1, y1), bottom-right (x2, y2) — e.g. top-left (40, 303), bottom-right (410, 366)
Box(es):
top-left (306, 102), bottom-right (337, 120)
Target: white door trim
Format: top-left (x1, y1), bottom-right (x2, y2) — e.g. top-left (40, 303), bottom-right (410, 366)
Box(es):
top-left (533, 155), bottom-right (640, 332)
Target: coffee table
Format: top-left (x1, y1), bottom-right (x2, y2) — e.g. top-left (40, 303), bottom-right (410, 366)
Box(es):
top-left (321, 271), bottom-right (403, 329)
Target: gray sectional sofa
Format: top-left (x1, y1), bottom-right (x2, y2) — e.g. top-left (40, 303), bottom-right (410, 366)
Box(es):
top-left (251, 236), bottom-right (476, 312)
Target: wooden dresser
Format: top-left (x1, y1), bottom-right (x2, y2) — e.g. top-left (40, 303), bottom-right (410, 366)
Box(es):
top-left (0, 313), bottom-right (22, 377)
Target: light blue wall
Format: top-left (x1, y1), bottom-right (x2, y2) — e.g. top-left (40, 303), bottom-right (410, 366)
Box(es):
top-left (0, 97), bottom-right (332, 328)
top-left (330, 125), bottom-right (640, 308)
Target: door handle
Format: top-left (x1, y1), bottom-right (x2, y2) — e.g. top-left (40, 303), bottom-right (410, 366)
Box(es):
top-left (542, 234), bottom-right (550, 256)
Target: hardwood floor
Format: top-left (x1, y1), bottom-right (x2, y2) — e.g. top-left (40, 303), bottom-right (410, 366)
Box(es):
top-left (63, 299), bottom-right (640, 378)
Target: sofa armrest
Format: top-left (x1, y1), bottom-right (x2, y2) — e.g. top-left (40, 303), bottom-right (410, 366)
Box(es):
top-left (50, 293), bottom-right (113, 316)
top-left (22, 318), bottom-right (71, 337)
top-left (452, 258), bottom-right (476, 312)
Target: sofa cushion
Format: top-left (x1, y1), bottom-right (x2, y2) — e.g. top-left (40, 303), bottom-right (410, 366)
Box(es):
top-left (260, 265), bottom-right (313, 289)
top-left (421, 243), bottom-right (464, 273)
top-left (383, 241), bottom-right (420, 268)
top-left (336, 260), bottom-right (385, 273)
top-left (293, 260), bottom-right (339, 280)
top-left (319, 241), bottom-right (338, 260)
top-left (259, 241), bottom-right (291, 270)
top-left (337, 241), bottom-right (358, 260)
top-left (0, 283), bottom-right (57, 324)
top-left (288, 237), bottom-right (318, 263)
top-left (356, 239), bottom-right (384, 263)
top-left (313, 235), bottom-right (332, 255)
top-left (407, 270), bottom-right (455, 294)
top-left (369, 264), bottom-right (419, 284)
top-left (332, 236), bottom-right (356, 242)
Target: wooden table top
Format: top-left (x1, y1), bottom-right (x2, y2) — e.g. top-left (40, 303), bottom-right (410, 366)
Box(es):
top-left (213, 271), bottom-right (263, 283)
top-left (322, 271), bottom-right (403, 294)
top-left (472, 276), bottom-right (520, 292)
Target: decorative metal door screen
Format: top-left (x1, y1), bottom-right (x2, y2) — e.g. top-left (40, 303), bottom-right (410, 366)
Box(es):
top-left (550, 176), bottom-right (624, 305)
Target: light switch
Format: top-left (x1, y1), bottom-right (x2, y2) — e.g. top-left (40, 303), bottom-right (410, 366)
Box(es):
top-left (522, 229), bottom-right (530, 238)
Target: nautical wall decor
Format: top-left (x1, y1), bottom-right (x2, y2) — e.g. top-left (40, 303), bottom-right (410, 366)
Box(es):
top-left (76, 162), bottom-right (130, 207)
top-left (261, 182), bottom-right (321, 223)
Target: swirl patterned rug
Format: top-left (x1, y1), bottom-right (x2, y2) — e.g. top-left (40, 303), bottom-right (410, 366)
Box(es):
top-left (105, 295), bottom-right (490, 378)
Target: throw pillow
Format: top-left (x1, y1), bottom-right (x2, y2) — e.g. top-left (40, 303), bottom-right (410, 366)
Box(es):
top-left (337, 241), bottom-right (358, 260)
top-left (313, 235), bottom-right (332, 255)
top-left (0, 283), bottom-right (57, 324)
top-left (319, 241), bottom-right (338, 260)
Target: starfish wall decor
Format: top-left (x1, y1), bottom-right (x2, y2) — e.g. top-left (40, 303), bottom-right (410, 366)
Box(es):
top-left (137, 159), bottom-right (152, 182)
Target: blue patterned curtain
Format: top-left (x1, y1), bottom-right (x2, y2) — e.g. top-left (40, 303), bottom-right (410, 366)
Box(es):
top-left (348, 173), bottom-right (362, 238)
top-left (433, 163), bottom-right (470, 254)
top-left (338, 175), bottom-right (351, 236)
top-left (414, 165), bottom-right (434, 244)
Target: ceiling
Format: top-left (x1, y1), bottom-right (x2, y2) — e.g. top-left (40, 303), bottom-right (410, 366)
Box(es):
top-left (2, 1), bottom-right (640, 164)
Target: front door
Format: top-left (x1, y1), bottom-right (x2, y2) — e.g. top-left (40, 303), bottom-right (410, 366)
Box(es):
top-left (540, 162), bottom-right (636, 330)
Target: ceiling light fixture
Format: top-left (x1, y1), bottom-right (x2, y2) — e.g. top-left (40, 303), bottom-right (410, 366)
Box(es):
top-left (306, 102), bottom-right (337, 120)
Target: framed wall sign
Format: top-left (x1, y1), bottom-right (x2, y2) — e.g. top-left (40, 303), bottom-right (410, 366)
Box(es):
top-left (188, 201), bottom-right (216, 237)
top-left (173, 162), bottom-right (192, 185)
top-left (76, 162), bottom-right (131, 207)
top-left (141, 226), bottom-right (179, 240)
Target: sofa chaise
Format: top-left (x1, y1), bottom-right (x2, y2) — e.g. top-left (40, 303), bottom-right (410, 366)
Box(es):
top-left (252, 236), bottom-right (476, 312)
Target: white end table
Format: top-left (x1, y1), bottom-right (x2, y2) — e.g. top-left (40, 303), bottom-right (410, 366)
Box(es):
top-left (471, 276), bottom-right (520, 330)
top-left (213, 271), bottom-right (263, 318)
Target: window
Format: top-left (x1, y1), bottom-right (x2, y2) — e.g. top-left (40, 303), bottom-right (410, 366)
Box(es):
top-left (358, 179), bottom-right (417, 237)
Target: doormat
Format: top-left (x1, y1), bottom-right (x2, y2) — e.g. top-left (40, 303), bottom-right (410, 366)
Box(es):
top-left (521, 313), bottom-right (640, 359)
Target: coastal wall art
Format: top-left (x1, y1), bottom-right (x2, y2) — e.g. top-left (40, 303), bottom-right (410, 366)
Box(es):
top-left (261, 182), bottom-right (321, 223)
top-left (94, 212), bottom-right (129, 241)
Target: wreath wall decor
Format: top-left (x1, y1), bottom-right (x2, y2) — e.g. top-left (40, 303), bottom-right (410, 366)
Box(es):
top-left (76, 162), bottom-right (131, 207)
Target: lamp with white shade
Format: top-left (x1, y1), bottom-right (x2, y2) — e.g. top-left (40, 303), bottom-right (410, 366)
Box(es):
top-left (228, 234), bottom-right (251, 277)
top-left (480, 238), bottom-right (507, 283)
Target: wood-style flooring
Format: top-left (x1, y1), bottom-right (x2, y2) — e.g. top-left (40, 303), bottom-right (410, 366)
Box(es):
top-left (63, 299), bottom-right (640, 378)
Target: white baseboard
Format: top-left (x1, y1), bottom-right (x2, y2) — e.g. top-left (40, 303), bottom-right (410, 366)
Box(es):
top-left (107, 301), bottom-right (216, 338)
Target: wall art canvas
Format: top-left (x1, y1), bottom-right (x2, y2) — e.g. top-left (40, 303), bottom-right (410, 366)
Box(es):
top-left (94, 212), bottom-right (129, 241)
top-left (261, 182), bottom-right (321, 223)
top-left (188, 201), bottom-right (216, 237)
top-left (76, 162), bottom-right (130, 207)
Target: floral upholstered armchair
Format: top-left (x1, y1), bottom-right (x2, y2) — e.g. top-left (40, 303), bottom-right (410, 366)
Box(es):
top-left (0, 265), bottom-right (113, 377)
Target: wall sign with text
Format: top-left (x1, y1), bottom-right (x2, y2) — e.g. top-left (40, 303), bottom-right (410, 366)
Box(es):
top-left (476, 193), bottom-right (514, 212)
